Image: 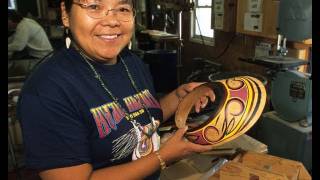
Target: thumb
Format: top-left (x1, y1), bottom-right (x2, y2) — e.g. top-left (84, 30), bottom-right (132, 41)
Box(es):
top-left (175, 126), bottom-right (188, 139)
top-left (188, 143), bottom-right (214, 152)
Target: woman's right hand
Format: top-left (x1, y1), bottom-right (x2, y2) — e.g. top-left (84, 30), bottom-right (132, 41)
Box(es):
top-left (158, 126), bottom-right (213, 165)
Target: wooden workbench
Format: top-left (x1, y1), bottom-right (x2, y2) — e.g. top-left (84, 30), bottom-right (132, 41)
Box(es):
top-left (160, 134), bottom-right (268, 180)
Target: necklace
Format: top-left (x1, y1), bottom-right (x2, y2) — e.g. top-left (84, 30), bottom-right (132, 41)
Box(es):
top-left (75, 47), bottom-right (157, 138)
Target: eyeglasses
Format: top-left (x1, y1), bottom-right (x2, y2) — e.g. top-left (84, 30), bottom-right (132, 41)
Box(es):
top-left (73, 1), bottom-right (135, 22)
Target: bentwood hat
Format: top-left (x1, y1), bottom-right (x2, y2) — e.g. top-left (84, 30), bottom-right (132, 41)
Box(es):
top-left (175, 76), bottom-right (267, 146)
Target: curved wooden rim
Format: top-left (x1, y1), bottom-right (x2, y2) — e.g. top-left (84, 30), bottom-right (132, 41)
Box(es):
top-left (175, 76), bottom-right (267, 146)
top-left (175, 82), bottom-right (226, 129)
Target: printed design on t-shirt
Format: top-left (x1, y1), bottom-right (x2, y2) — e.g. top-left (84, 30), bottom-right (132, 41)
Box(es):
top-left (132, 120), bottom-right (161, 160)
top-left (111, 127), bottom-right (138, 161)
top-left (90, 89), bottom-right (161, 139)
top-left (111, 120), bottom-right (161, 162)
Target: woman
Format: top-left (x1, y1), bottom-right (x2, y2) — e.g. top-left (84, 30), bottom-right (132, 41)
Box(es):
top-left (17, 0), bottom-right (216, 179)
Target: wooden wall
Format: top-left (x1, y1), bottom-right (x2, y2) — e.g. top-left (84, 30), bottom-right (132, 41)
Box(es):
top-left (181, 12), bottom-right (262, 81)
top-left (179, 13), bottom-right (311, 82)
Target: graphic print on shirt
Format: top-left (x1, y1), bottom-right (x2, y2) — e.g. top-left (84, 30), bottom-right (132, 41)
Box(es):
top-left (89, 89), bottom-right (161, 161)
top-left (111, 127), bottom-right (138, 161)
top-left (132, 120), bottom-right (161, 160)
top-left (90, 89), bottom-right (160, 138)
top-left (112, 119), bottom-right (161, 161)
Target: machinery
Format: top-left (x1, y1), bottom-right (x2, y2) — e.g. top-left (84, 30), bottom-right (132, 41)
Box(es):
top-left (270, 0), bottom-right (312, 126)
top-left (240, 0), bottom-right (312, 171)
top-left (142, 0), bottom-right (195, 87)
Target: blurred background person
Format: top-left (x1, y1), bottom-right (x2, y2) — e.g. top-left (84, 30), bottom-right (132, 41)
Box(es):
top-left (8, 9), bottom-right (53, 60)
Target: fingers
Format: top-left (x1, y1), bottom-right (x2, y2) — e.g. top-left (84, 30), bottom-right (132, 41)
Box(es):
top-left (175, 84), bottom-right (189, 99)
top-left (195, 99), bottom-right (200, 113)
top-left (174, 126), bottom-right (188, 139)
top-left (177, 82), bottom-right (211, 101)
top-left (203, 87), bottom-right (215, 102)
top-left (187, 142), bottom-right (214, 152)
top-left (207, 90), bottom-right (215, 102)
top-left (185, 82), bottom-right (205, 92)
top-left (195, 96), bottom-right (208, 113)
top-left (200, 96), bottom-right (208, 108)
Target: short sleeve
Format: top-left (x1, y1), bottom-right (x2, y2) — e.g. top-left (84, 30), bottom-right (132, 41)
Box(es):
top-left (18, 80), bottom-right (91, 171)
top-left (8, 20), bottom-right (30, 52)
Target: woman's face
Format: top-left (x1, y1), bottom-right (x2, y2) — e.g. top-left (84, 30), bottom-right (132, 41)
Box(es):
top-left (61, 0), bottom-right (134, 64)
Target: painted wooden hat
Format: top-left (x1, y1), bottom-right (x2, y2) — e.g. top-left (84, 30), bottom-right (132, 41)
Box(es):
top-left (175, 76), bottom-right (267, 146)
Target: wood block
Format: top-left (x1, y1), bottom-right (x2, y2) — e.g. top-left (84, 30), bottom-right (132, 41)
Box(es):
top-left (233, 151), bottom-right (311, 180)
top-left (209, 161), bottom-right (288, 180)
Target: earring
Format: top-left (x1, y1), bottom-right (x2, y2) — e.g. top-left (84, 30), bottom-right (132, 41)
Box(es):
top-left (128, 41), bottom-right (132, 50)
top-left (65, 28), bottom-right (71, 49)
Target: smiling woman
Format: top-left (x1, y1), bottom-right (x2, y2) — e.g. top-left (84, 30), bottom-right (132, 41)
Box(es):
top-left (61, 0), bottom-right (135, 63)
top-left (17, 0), bottom-right (216, 180)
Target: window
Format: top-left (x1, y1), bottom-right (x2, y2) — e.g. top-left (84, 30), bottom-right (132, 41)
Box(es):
top-left (8, 0), bottom-right (17, 10)
top-left (190, 0), bottom-right (214, 45)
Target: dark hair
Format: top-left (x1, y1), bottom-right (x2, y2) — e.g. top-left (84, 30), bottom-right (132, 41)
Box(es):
top-left (8, 9), bottom-right (23, 23)
top-left (61, 0), bottom-right (73, 12)
top-left (60, 0), bottom-right (135, 13)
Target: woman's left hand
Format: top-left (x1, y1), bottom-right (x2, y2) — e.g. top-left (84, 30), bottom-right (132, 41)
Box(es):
top-left (175, 82), bottom-right (215, 113)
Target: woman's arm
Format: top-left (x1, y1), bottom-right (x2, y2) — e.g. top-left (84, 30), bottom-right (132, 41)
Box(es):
top-left (159, 82), bottom-right (215, 122)
top-left (8, 20), bottom-right (30, 53)
top-left (39, 127), bottom-right (213, 180)
top-left (39, 152), bottom-right (161, 180)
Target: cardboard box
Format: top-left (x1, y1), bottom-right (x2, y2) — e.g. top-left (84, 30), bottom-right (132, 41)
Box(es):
top-left (210, 151), bottom-right (311, 180)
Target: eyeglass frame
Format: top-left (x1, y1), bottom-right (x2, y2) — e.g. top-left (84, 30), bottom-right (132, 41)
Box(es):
top-left (72, 1), bottom-right (136, 22)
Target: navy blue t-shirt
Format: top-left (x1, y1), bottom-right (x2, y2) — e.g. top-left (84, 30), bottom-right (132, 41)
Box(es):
top-left (17, 47), bottom-right (163, 179)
